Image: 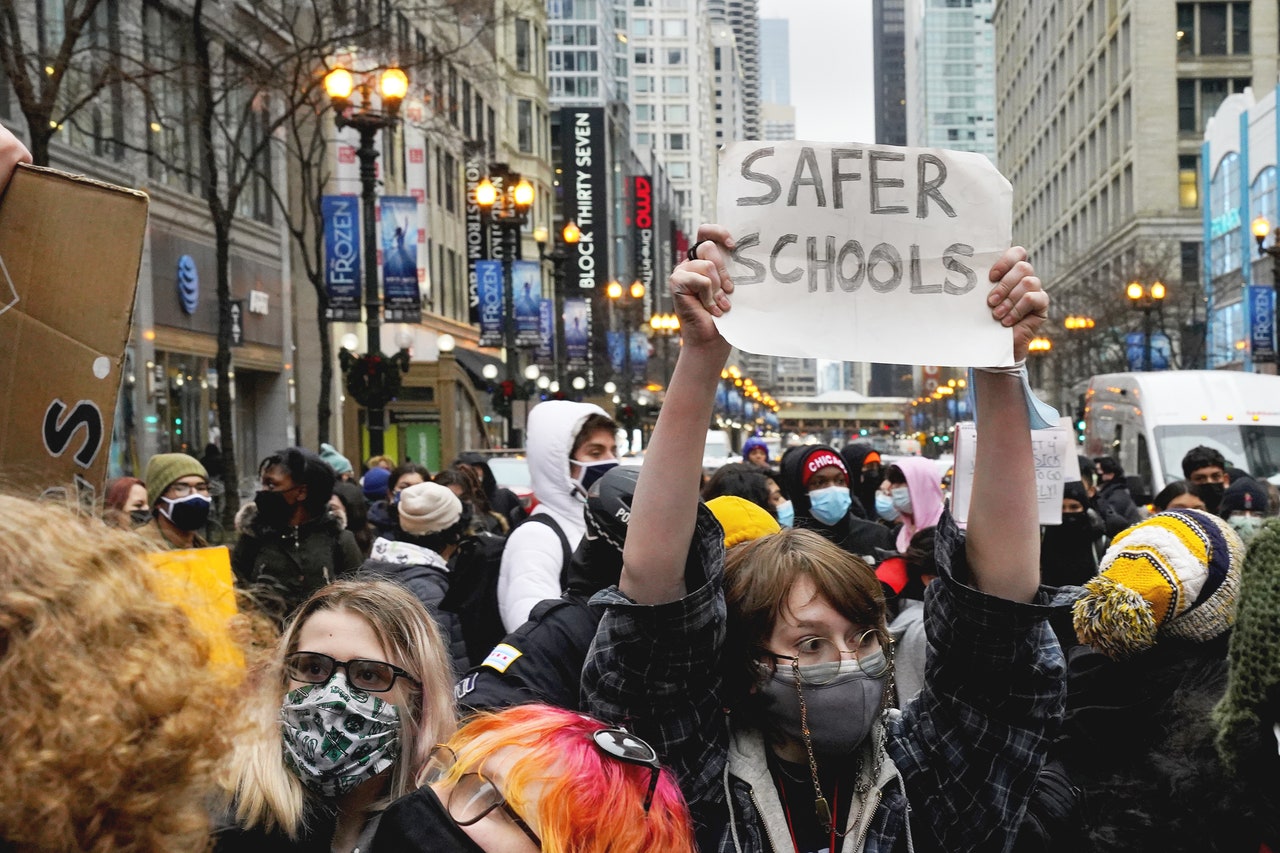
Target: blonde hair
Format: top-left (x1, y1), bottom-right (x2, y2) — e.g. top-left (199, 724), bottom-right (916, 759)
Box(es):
top-left (0, 494), bottom-right (245, 851)
top-left (225, 578), bottom-right (457, 836)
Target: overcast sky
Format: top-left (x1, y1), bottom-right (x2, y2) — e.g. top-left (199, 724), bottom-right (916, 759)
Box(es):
top-left (756, 0), bottom-right (877, 143)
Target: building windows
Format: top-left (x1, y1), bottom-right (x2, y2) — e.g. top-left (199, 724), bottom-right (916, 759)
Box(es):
top-left (1178, 77), bottom-right (1249, 133)
top-left (1251, 165), bottom-right (1276, 233)
top-left (1177, 2), bottom-right (1250, 57)
top-left (634, 47), bottom-right (654, 64)
top-left (666, 48), bottom-right (687, 65)
top-left (636, 103), bottom-right (655, 122)
top-left (663, 75), bottom-right (689, 94)
top-left (515, 18), bottom-right (532, 72)
top-left (1179, 154), bottom-right (1200, 208)
top-left (444, 152), bottom-right (458, 214)
top-left (1209, 151), bottom-right (1241, 276)
top-left (662, 19), bottom-right (687, 37)
top-left (665, 104), bottom-right (688, 122)
top-left (668, 160), bottom-right (689, 178)
top-left (517, 99), bottom-right (534, 153)
top-left (637, 132), bottom-right (653, 146)
top-left (632, 17), bottom-right (652, 36)
top-left (667, 132), bottom-right (688, 150)
top-left (1181, 241), bottom-right (1201, 288)
top-left (634, 75), bottom-right (655, 92)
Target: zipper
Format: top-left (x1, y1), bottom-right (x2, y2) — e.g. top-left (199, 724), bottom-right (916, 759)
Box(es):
top-left (850, 789), bottom-right (882, 853)
top-left (747, 786), bottom-right (779, 853)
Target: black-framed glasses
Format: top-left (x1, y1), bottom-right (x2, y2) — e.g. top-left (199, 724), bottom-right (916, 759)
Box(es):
top-left (420, 746), bottom-right (541, 848)
top-left (591, 727), bottom-right (662, 814)
top-left (166, 481), bottom-right (210, 498)
top-left (770, 628), bottom-right (891, 684)
top-left (284, 651), bottom-right (420, 693)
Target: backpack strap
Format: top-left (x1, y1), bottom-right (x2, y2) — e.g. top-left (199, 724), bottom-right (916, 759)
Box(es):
top-left (517, 514), bottom-right (573, 588)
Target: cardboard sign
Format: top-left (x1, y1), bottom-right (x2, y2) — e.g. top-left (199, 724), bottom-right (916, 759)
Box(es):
top-left (0, 165), bottom-right (148, 500)
top-left (949, 421), bottom-right (1073, 526)
top-left (715, 141), bottom-right (1014, 367)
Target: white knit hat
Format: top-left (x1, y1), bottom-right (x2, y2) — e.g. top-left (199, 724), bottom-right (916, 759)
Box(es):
top-left (397, 482), bottom-right (462, 537)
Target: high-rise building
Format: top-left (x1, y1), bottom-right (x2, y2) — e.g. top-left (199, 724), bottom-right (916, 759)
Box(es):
top-left (548, 0), bottom-right (630, 107)
top-left (708, 0), bottom-right (760, 139)
top-left (995, 1), bottom-right (1278, 385)
top-left (760, 102), bottom-right (795, 141)
top-left (759, 17), bottom-right (794, 140)
top-left (873, 0), bottom-right (908, 147)
top-left (629, 1), bottom-right (717, 232)
top-left (905, 0), bottom-right (996, 160)
top-left (710, 20), bottom-right (746, 148)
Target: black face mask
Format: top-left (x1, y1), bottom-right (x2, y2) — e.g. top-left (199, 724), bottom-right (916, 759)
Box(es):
top-left (159, 494), bottom-right (211, 532)
top-left (375, 786), bottom-right (487, 852)
top-left (1196, 482), bottom-right (1226, 513)
top-left (129, 509), bottom-right (153, 528)
top-left (254, 489), bottom-right (295, 528)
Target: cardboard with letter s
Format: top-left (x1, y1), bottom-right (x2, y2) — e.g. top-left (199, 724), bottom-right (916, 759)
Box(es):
top-left (0, 164), bottom-right (148, 500)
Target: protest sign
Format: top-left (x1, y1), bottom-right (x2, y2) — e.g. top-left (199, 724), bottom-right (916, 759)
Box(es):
top-left (148, 546), bottom-right (244, 682)
top-left (715, 141), bottom-right (1014, 367)
top-left (949, 421), bottom-right (1073, 526)
top-left (0, 164), bottom-right (148, 501)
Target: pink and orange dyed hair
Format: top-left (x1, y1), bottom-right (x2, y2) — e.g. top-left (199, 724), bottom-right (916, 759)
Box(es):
top-left (437, 704), bottom-right (695, 853)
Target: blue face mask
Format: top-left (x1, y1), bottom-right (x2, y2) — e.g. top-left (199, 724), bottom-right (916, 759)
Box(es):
top-left (808, 486), bottom-right (852, 526)
top-left (776, 500), bottom-right (794, 528)
top-left (875, 492), bottom-right (900, 522)
top-left (891, 486), bottom-right (912, 515)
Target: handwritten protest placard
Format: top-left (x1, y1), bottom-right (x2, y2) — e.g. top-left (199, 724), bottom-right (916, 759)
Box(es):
top-left (714, 141), bottom-right (1014, 367)
top-left (949, 422), bottom-right (1073, 526)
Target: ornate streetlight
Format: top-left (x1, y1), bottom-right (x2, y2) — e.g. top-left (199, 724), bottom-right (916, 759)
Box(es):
top-left (324, 63), bottom-right (409, 456)
top-left (1126, 280), bottom-right (1166, 372)
top-left (534, 220), bottom-right (581, 391)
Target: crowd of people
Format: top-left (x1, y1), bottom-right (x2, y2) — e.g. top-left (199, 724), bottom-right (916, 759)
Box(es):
top-left (2, 116), bottom-right (1278, 852)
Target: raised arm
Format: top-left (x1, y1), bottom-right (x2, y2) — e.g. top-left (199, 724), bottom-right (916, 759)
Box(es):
top-left (619, 225), bottom-right (735, 605)
top-left (0, 124), bottom-right (31, 193)
top-left (966, 247), bottom-right (1048, 603)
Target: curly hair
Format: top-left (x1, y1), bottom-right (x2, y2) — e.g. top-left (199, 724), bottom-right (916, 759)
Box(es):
top-left (436, 704), bottom-right (696, 853)
top-left (0, 494), bottom-right (244, 851)
top-left (224, 578), bottom-right (457, 836)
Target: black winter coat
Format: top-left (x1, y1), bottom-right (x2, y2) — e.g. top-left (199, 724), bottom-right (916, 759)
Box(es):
top-left (361, 543), bottom-right (470, 678)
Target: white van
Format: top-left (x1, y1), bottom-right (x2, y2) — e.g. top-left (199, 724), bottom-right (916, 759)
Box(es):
top-left (1082, 371), bottom-right (1280, 500)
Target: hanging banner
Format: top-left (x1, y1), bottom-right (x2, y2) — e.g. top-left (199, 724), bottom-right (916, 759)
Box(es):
top-left (536, 299), bottom-right (554, 366)
top-left (565, 296), bottom-right (590, 369)
top-left (465, 142), bottom-right (488, 325)
top-left (560, 107), bottom-right (610, 290)
top-left (715, 141), bottom-right (1014, 367)
top-left (475, 259), bottom-right (504, 348)
top-left (1249, 284), bottom-right (1276, 363)
top-left (380, 196), bottom-right (421, 323)
top-left (322, 195), bottom-right (361, 322)
top-left (512, 260), bottom-right (543, 347)
top-left (605, 330), bottom-right (649, 381)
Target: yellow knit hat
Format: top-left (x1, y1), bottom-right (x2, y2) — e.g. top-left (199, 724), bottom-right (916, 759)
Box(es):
top-left (1073, 508), bottom-right (1244, 659)
top-left (706, 496), bottom-right (780, 548)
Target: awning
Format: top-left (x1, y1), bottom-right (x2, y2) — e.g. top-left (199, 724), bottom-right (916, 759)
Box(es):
top-left (452, 347), bottom-right (506, 390)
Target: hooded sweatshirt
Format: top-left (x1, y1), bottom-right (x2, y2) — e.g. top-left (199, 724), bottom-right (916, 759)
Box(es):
top-left (890, 457), bottom-right (945, 553)
top-left (840, 441), bottom-right (881, 520)
top-left (496, 400), bottom-right (606, 631)
top-left (779, 444), bottom-right (895, 561)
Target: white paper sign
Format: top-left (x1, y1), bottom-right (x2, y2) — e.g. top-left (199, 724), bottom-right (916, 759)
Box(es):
top-left (949, 422), bottom-right (1072, 526)
top-left (714, 141), bottom-right (1015, 367)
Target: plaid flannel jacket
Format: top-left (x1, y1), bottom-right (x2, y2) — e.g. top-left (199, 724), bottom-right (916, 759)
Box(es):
top-left (583, 507), bottom-right (1067, 853)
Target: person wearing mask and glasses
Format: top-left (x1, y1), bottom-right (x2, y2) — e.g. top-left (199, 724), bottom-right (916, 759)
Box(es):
top-left (373, 703), bottom-right (696, 852)
top-left (215, 579), bottom-right (457, 852)
top-left (137, 453), bottom-right (212, 551)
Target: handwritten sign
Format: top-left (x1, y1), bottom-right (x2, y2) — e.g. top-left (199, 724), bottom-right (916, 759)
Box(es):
top-left (715, 141), bottom-right (1014, 367)
top-left (949, 422), bottom-right (1073, 526)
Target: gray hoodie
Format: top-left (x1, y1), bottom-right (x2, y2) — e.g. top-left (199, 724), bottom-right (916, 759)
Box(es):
top-left (497, 400), bottom-right (607, 630)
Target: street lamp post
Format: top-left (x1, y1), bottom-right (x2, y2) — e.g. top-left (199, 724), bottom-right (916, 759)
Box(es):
top-left (1028, 335), bottom-right (1053, 390)
top-left (475, 166), bottom-right (534, 447)
top-left (324, 64), bottom-right (410, 457)
top-left (1125, 280), bottom-right (1167, 372)
top-left (1252, 217), bottom-right (1280, 368)
top-left (606, 279), bottom-right (646, 408)
top-left (534, 221), bottom-right (581, 391)
top-left (648, 312), bottom-right (680, 385)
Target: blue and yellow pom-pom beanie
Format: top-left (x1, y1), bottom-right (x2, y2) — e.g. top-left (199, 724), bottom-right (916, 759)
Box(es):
top-left (1072, 508), bottom-right (1244, 659)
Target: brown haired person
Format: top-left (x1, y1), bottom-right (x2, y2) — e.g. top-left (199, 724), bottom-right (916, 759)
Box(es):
top-left (583, 225), bottom-right (1067, 853)
top-left (496, 401), bottom-right (619, 631)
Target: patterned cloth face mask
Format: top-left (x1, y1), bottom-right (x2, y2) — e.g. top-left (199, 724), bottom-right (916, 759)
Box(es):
top-left (280, 673), bottom-right (403, 797)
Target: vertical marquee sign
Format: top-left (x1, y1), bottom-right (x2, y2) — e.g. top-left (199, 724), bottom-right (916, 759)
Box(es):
top-left (465, 141), bottom-right (488, 325)
top-left (560, 107), bottom-right (610, 291)
top-left (633, 175), bottom-right (655, 298)
top-left (322, 195), bottom-right (362, 322)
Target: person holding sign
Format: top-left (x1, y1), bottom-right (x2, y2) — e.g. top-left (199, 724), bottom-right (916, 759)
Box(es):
top-left (583, 224), bottom-right (1065, 853)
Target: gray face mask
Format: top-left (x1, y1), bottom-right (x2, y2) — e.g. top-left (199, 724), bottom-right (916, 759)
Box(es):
top-left (756, 653), bottom-right (887, 756)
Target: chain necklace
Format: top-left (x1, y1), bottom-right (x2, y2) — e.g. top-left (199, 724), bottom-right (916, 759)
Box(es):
top-left (791, 660), bottom-right (873, 838)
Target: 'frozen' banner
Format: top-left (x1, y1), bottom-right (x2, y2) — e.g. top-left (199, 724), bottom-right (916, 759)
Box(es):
top-left (715, 141), bottom-right (1014, 367)
top-left (380, 196), bottom-right (421, 323)
top-left (512, 260), bottom-right (543, 348)
top-left (475, 260), bottom-right (504, 348)
top-left (564, 297), bottom-right (590, 370)
top-left (322, 195), bottom-right (361, 322)
top-left (606, 330), bottom-right (648, 381)
top-left (536, 299), bottom-right (554, 366)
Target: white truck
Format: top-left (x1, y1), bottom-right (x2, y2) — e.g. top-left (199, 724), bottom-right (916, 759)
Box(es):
top-left (1082, 371), bottom-right (1280, 501)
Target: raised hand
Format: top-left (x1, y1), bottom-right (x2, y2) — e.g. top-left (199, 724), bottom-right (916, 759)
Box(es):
top-left (986, 246), bottom-right (1047, 364)
top-left (671, 224), bottom-right (735, 353)
top-left (0, 125), bottom-right (31, 194)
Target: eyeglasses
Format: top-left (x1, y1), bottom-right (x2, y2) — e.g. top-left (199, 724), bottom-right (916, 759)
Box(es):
top-left (284, 651), bottom-right (420, 693)
top-left (771, 629), bottom-right (891, 685)
top-left (166, 481), bottom-right (210, 498)
top-left (420, 746), bottom-right (542, 848)
top-left (591, 727), bottom-right (662, 814)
